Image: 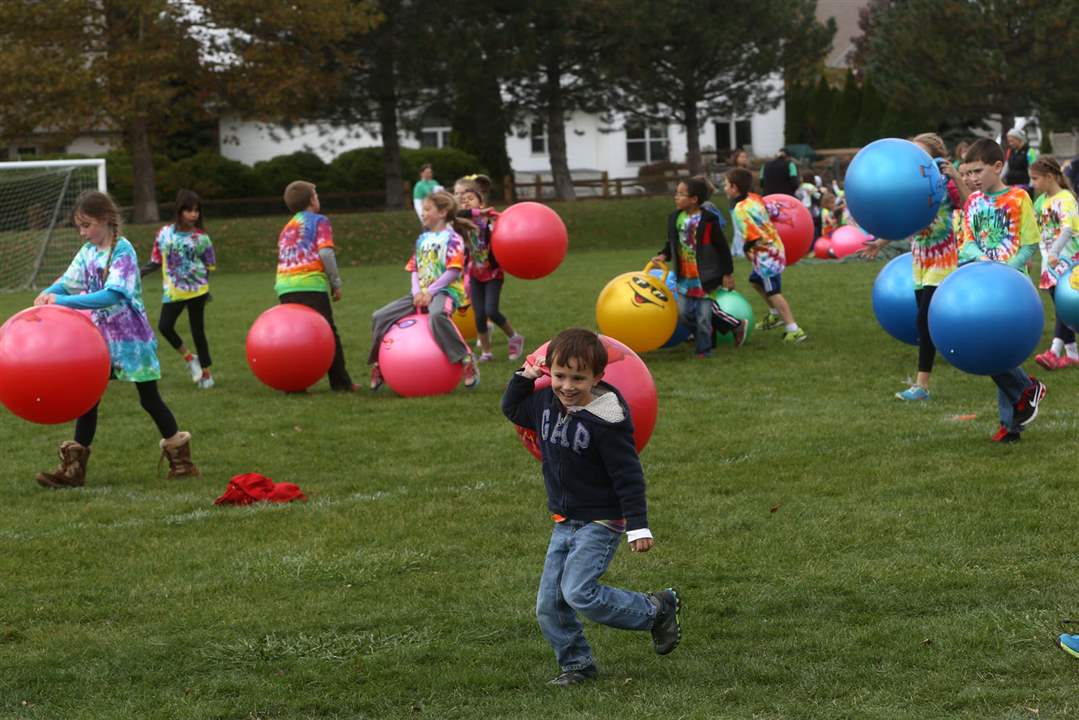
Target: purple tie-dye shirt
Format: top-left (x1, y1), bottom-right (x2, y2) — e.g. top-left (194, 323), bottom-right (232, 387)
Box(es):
top-left (151, 224), bottom-right (216, 302)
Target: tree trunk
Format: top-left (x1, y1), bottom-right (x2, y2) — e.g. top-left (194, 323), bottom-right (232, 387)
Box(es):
top-left (379, 94), bottom-right (405, 209)
top-left (684, 99), bottom-right (701, 175)
top-left (128, 117), bottom-right (159, 224)
top-left (545, 63), bottom-right (576, 202)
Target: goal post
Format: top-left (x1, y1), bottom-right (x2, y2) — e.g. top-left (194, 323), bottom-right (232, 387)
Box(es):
top-left (0, 159), bottom-right (107, 291)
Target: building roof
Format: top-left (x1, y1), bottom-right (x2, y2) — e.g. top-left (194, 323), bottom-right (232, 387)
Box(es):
top-left (816, 0), bottom-right (869, 69)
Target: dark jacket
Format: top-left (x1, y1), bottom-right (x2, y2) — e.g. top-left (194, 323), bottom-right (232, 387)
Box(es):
top-left (761, 156), bottom-right (799, 196)
top-left (502, 373), bottom-right (648, 531)
top-left (1004, 143), bottom-right (1033, 186)
top-left (657, 202), bottom-right (734, 293)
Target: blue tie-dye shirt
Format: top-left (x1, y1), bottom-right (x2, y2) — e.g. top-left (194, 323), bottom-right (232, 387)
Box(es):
top-left (56, 238), bottom-right (161, 382)
top-left (151, 224), bottom-right (216, 302)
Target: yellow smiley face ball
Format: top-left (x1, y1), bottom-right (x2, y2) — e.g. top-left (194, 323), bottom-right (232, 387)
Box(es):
top-left (595, 267), bottom-right (679, 353)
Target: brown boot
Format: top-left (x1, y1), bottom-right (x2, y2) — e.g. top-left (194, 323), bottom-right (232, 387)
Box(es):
top-left (36, 441), bottom-right (90, 488)
top-left (159, 431), bottom-right (200, 479)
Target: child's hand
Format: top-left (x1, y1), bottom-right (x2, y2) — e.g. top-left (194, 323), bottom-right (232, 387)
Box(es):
top-left (1049, 255), bottom-right (1060, 267)
top-left (413, 291), bottom-right (431, 308)
top-left (859, 238), bottom-right (887, 259)
top-left (629, 537), bottom-right (654, 553)
top-left (722, 274), bottom-right (735, 290)
top-left (520, 356), bottom-right (545, 379)
top-left (482, 207), bottom-right (500, 218)
top-left (650, 255), bottom-right (666, 265)
top-left (331, 287), bottom-right (342, 302)
top-left (33, 293), bottom-right (55, 306)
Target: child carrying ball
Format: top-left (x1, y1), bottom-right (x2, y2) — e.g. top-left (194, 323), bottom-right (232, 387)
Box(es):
top-left (1030, 156), bottom-right (1079, 370)
top-left (368, 190), bottom-right (480, 391)
top-left (725, 168), bottom-right (807, 343)
top-left (959, 138), bottom-right (1046, 442)
top-left (33, 190), bottom-right (198, 487)
top-left (141, 189), bottom-right (216, 389)
top-left (501, 328), bottom-right (682, 687)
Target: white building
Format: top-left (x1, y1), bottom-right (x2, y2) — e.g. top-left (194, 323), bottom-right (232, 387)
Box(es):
top-left (217, 103), bottom-right (787, 184)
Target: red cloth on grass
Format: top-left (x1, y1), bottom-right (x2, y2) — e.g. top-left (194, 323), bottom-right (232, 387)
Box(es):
top-left (214, 473), bottom-right (306, 505)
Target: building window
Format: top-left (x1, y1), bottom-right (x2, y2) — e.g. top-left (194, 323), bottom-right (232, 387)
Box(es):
top-left (530, 121), bottom-right (547, 155)
top-left (420, 126), bottom-right (451, 149)
top-left (626, 123), bottom-right (669, 164)
top-left (716, 119), bottom-right (752, 154)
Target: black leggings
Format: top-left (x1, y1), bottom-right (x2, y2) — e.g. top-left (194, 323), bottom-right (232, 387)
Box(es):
top-left (158, 295), bottom-right (212, 367)
top-left (469, 277), bottom-right (507, 333)
top-left (74, 381), bottom-right (178, 447)
top-left (279, 291), bottom-right (353, 390)
top-left (1050, 290), bottom-right (1077, 344)
top-left (916, 286), bottom-right (938, 373)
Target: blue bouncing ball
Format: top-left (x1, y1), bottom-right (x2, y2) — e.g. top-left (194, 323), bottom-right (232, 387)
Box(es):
top-left (928, 262), bottom-right (1044, 376)
top-left (871, 252), bottom-right (919, 345)
top-left (845, 138), bottom-right (945, 240)
top-left (648, 267), bottom-right (692, 347)
top-left (1054, 264), bottom-right (1079, 331)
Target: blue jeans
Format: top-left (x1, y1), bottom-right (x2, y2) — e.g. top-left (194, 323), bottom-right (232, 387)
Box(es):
top-left (676, 294), bottom-right (712, 354)
top-left (991, 366), bottom-right (1032, 432)
top-left (536, 521), bottom-right (656, 672)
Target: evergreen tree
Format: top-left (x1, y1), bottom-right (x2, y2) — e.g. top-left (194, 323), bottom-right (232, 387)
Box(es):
top-left (851, 76), bottom-right (885, 146)
top-left (825, 69), bottom-right (861, 148)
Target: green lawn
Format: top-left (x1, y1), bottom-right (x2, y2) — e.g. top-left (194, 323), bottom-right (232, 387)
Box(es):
top-left (1, 198), bottom-right (1078, 719)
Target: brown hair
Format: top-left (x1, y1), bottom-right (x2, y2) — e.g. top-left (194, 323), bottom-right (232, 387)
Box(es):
top-left (1031, 156), bottom-right (1073, 193)
top-left (964, 138), bottom-right (1004, 165)
top-left (546, 328), bottom-right (608, 376)
top-left (419, 163), bottom-right (433, 173)
top-left (174, 189), bottom-right (204, 230)
top-left (73, 190), bottom-right (121, 239)
top-left (284, 181), bottom-right (316, 213)
top-left (912, 132), bottom-right (947, 159)
top-left (454, 174), bottom-right (492, 204)
top-left (725, 167), bottom-right (754, 195)
top-left (424, 190), bottom-right (477, 236)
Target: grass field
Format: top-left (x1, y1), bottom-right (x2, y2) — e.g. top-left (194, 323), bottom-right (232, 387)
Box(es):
top-left (2, 197), bottom-right (1079, 719)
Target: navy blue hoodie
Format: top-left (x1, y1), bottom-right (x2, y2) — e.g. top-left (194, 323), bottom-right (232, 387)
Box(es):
top-left (502, 372), bottom-right (648, 531)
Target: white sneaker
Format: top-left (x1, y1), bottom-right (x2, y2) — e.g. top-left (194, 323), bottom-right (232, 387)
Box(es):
top-left (186, 357), bottom-right (202, 382)
top-left (197, 376), bottom-right (215, 390)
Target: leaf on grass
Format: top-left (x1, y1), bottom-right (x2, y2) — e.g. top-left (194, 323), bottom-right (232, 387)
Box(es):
top-left (920, 638), bottom-right (933, 646)
top-left (770, 502), bottom-right (782, 514)
top-left (949, 414), bottom-right (977, 422)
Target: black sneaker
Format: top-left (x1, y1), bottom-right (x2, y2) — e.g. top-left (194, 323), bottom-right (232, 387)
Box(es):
top-left (548, 665), bottom-right (598, 687)
top-left (1013, 377), bottom-right (1046, 428)
top-left (649, 588), bottom-right (682, 655)
top-left (991, 424), bottom-right (1021, 443)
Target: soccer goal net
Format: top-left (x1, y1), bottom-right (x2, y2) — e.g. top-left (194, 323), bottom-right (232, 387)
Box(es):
top-left (0, 159), bottom-right (107, 291)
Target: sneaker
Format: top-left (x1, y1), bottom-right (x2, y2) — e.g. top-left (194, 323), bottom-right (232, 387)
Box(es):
top-left (895, 385), bottom-right (929, 401)
top-left (548, 665), bottom-right (598, 687)
top-left (478, 352), bottom-right (494, 363)
top-left (463, 357), bottom-right (480, 389)
top-left (508, 334), bottom-right (525, 361)
top-left (1058, 634), bottom-right (1079, 659)
top-left (1013, 377), bottom-right (1046, 428)
top-left (696, 350), bottom-right (713, 359)
top-left (732, 319), bottom-right (749, 348)
top-left (369, 364), bottom-right (384, 392)
top-left (1061, 356), bottom-right (1079, 368)
top-left (186, 357), bottom-right (202, 383)
top-left (782, 328), bottom-right (808, 344)
top-left (197, 375), bottom-right (215, 390)
top-left (755, 313), bottom-right (783, 332)
top-left (990, 424), bottom-right (1021, 443)
top-left (649, 588), bottom-right (682, 656)
top-left (475, 338), bottom-right (483, 351)
top-left (1035, 350), bottom-right (1062, 370)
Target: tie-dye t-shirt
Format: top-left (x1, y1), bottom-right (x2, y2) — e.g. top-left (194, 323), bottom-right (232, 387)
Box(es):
top-left (734, 193), bottom-right (786, 278)
top-left (1034, 189), bottom-right (1079, 289)
top-left (275, 211), bottom-right (334, 296)
top-left (406, 228), bottom-right (467, 308)
top-left (151, 224), bottom-right (216, 302)
top-left (464, 210), bottom-right (503, 283)
top-left (57, 238), bottom-right (160, 382)
top-left (675, 211), bottom-right (704, 297)
top-left (909, 178), bottom-right (962, 289)
top-left (959, 187), bottom-right (1038, 265)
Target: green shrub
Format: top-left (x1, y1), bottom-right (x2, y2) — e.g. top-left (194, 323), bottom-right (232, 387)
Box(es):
top-left (327, 146), bottom-right (486, 193)
top-left (157, 150), bottom-right (268, 200)
top-left (252, 151), bottom-right (330, 197)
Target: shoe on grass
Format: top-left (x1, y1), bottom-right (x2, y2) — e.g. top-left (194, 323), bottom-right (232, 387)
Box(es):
top-left (650, 588), bottom-right (682, 655)
top-left (369, 364), bottom-right (384, 392)
top-left (1035, 350), bottom-right (1062, 370)
top-left (895, 385), bottom-right (929, 401)
top-left (782, 328), bottom-right (807, 344)
top-left (463, 357), bottom-right (480, 389)
top-left (508, 333), bottom-right (525, 361)
top-left (478, 352), bottom-right (494, 363)
top-left (197, 375), bottom-right (215, 390)
top-left (991, 424), bottom-right (1021, 443)
top-left (732, 319), bottom-right (749, 348)
top-left (548, 665), bottom-right (598, 687)
top-left (1059, 634), bottom-right (1079, 659)
top-left (186, 357), bottom-right (202, 383)
top-left (755, 314), bottom-right (783, 332)
top-left (1013, 377), bottom-right (1046, 428)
